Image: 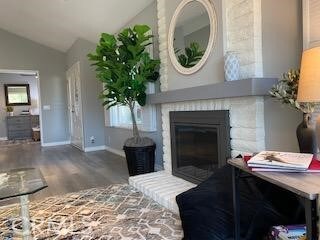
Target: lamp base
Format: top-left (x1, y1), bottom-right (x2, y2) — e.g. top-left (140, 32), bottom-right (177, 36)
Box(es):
top-left (315, 115), bottom-right (320, 156)
top-left (296, 113), bottom-right (317, 155)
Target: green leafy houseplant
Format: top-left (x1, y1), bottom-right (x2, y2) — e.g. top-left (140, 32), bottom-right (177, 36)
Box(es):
top-left (88, 25), bottom-right (160, 147)
top-left (175, 42), bottom-right (204, 68)
top-left (6, 106), bottom-right (13, 112)
top-left (269, 69), bottom-right (315, 114)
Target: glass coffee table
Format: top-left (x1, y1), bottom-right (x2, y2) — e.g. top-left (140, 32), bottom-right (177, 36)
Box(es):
top-left (0, 168), bottom-right (47, 240)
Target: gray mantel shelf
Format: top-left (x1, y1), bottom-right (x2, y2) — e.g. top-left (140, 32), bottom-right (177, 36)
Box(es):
top-left (147, 78), bottom-right (278, 104)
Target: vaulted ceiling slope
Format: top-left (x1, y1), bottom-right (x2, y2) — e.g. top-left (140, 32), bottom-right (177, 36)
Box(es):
top-left (0, 0), bottom-right (154, 52)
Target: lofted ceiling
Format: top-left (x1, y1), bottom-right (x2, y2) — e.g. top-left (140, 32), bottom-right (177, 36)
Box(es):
top-left (0, 0), bottom-right (154, 52)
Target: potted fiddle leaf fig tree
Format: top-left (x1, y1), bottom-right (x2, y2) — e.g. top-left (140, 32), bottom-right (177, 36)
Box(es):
top-left (88, 25), bottom-right (160, 176)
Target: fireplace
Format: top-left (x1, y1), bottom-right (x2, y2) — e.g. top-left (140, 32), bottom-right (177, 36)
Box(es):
top-left (170, 111), bottom-right (231, 184)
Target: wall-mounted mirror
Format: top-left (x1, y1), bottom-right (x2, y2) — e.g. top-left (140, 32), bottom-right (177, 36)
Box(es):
top-left (4, 84), bottom-right (31, 106)
top-left (168, 0), bottom-right (217, 75)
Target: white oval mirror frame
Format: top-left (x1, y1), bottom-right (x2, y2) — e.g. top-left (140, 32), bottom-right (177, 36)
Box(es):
top-left (168, 0), bottom-right (217, 75)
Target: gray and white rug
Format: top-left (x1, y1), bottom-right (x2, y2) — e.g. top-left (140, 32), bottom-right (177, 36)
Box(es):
top-left (0, 184), bottom-right (183, 239)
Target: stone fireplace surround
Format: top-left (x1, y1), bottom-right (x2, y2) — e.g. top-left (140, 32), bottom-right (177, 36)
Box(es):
top-left (162, 96), bottom-right (265, 173)
top-left (130, 0), bottom-right (298, 213)
top-left (129, 78), bottom-right (276, 213)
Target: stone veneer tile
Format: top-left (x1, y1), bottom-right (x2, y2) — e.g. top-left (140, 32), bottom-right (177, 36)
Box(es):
top-left (231, 127), bottom-right (265, 141)
top-left (226, 0), bottom-right (263, 78)
top-left (161, 96), bottom-right (266, 173)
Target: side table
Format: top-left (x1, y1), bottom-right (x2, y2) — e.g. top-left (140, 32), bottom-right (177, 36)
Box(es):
top-left (228, 158), bottom-right (319, 240)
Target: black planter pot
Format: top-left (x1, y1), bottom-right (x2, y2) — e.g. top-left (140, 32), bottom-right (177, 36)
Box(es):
top-left (123, 144), bottom-right (156, 176)
top-left (296, 113), bottom-right (317, 154)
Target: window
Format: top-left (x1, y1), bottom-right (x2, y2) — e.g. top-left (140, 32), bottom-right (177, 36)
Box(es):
top-left (303, 0), bottom-right (320, 49)
top-left (106, 82), bottom-right (157, 132)
top-left (110, 104), bottom-right (142, 127)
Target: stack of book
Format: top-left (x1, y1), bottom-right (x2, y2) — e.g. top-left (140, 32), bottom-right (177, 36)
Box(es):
top-left (246, 151), bottom-right (320, 172)
top-left (268, 224), bottom-right (306, 240)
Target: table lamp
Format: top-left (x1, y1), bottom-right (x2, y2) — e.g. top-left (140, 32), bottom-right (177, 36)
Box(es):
top-left (297, 47), bottom-right (320, 153)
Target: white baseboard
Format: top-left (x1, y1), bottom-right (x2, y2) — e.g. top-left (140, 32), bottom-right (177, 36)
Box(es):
top-left (41, 141), bottom-right (71, 147)
top-left (84, 145), bottom-right (106, 152)
top-left (155, 164), bottom-right (163, 171)
top-left (105, 146), bottom-right (126, 157)
top-left (0, 137), bottom-right (8, 141)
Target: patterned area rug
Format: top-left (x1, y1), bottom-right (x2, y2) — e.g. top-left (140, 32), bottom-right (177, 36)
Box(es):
top-left (0, 139), bottom-right (39, 147)
top-left (0, 184), bottom-right (183, 239)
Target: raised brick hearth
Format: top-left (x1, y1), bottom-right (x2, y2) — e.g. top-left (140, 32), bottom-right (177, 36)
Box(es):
top-left (130, 96), bottom-right (266, 213)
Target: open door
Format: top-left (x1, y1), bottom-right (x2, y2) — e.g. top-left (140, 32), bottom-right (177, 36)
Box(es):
top-left (66, 62), bottom-right (84, 150)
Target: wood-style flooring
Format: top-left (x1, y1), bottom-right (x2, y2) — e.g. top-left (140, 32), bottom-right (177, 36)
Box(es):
top-left (0, 143), bottom-right (129, 205)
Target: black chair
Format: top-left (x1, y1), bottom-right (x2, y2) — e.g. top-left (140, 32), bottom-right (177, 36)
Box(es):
top-left (176, 165), bottom-right (304, 240)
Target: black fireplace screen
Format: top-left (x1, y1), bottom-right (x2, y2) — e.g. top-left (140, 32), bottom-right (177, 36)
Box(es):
top-left (170, 111), bottom-right (230, 183)
top-left (175, 125), bottom-right (219, 181)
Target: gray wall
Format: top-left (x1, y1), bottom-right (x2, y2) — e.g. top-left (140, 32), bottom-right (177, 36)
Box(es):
top-left (262, 0), bottom-right (302, 78)
top-left (264, 97), bottom-right (301, 152)
top-left (0, 29), bottom-right (68, 143)
top-left (165, 0), bottom-right (225, 90)
top-left (164, 0), bottom-right (303, 152)
top-left (105, 0), bottom-right (305, 167)
top-left (66, 38), bottom-right (105, 149)
top-left (185, 25), bottom-right (210, 52)
top-left (164, 0), bottom-right (302, 88)
top-left (166, 0), bottom-right (302, 89)
top-left (262, 0), bottom-right (302, 151)
top-left (174, 26), bottom-right (186, 53)
top-left (0, 73), bottom-right (39, 138)
top-left (104, 1), bottom-right (164, 169)
top-left (174, 13), bottom-right (211, 55)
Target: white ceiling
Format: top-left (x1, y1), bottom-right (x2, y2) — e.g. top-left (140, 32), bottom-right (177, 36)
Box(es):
top-left (0, 0), bottom-right (154, 52)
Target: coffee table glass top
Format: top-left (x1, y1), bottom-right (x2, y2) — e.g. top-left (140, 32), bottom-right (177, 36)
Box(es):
top-left (0, 168), bottom-right (47, 200)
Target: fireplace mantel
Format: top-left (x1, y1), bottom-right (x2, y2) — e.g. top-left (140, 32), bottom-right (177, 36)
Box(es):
top-left (147, 78), bottom-right (277, 104)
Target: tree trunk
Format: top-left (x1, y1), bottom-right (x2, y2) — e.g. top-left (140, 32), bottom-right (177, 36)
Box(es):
top-left (129, 103), bottom-right (140, 143)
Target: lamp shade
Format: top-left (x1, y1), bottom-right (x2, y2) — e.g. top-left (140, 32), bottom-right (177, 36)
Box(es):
top-left (297, 47), bottom-right (320, 103)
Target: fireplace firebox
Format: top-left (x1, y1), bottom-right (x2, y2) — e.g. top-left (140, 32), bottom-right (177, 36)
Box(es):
top-left (170, 111), bottom-right (231, 184)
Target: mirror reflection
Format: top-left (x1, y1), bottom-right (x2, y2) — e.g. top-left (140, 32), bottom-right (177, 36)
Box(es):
top-left (4, 84), bottom-right (31, 106)
top-left (173, 1), bottom-right (210, 68)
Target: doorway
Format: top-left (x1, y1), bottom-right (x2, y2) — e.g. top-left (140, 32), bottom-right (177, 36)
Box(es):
top-left (66, 62), bottom-right (84, 150)
top-left (0, 69), bottom-right (43, 146)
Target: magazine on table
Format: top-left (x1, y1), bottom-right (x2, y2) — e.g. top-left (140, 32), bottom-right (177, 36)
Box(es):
top-left (247, 151), bottom-right (313, 170)
top-left (268, 224), bottom-right (306, 240)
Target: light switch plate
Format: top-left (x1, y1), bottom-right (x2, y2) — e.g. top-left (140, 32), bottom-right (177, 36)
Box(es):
top-left (43, 105), bottom-right (51, 110)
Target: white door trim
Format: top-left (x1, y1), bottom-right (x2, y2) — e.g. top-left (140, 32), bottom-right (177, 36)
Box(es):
top-left (66, 62), bottom-right (85, 151)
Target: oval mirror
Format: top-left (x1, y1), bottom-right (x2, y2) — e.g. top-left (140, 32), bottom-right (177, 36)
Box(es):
top-left (168, 0), bottom-right (217, 75)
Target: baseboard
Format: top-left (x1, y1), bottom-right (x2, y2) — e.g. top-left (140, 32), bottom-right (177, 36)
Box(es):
top-left (41, 141), bottom-right (71, 147)
top-left (84, 145), bottom-right (106, 152)
top-left (105, 146), bottom-right (126, 158)
top-left (0, 137), bottom-right (8, 141)
top-left (155, 164), bottom-right (163, 171)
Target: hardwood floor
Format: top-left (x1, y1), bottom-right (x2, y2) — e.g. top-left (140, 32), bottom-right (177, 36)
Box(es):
top-left (0, 143), bottom-right (129, 205)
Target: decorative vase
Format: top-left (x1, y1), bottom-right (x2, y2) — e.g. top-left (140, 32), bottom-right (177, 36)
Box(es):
top-left (224, 51), bottom-right (240, 81)
top-left (296, 113), bottom-right (317, 154)
top-left (8, 112), bottom-right (13, 116)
